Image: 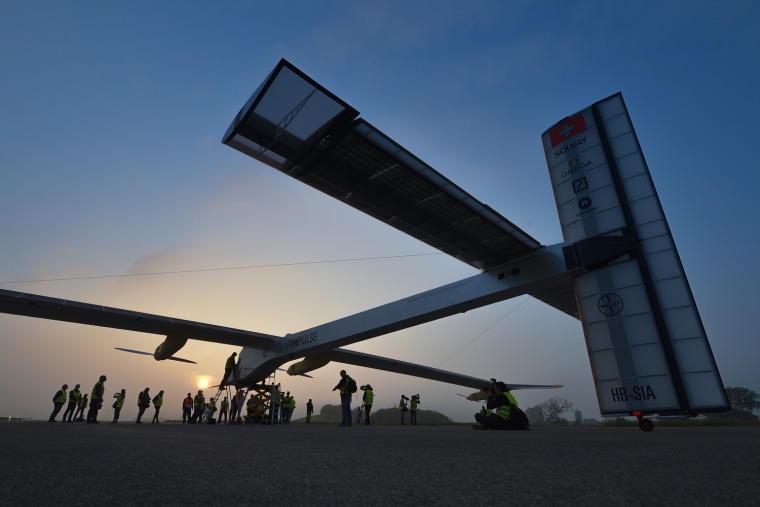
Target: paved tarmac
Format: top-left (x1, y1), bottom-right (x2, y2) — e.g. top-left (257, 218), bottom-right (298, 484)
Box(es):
top-left (1, 420), bottom-right (758, 506)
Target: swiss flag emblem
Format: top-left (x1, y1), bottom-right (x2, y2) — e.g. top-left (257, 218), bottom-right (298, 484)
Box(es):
top-left (549, 114), bottom-right (587, 147)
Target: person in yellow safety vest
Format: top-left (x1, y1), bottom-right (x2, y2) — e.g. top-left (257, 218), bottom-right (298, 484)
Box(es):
top-left (279, 391), bottom-right (288, 423)
top-left (111, 389), bottom-right (126, 423)
top-left (410, 394), bottom-right (420, 425)
top-left (285, 392), bottom-right (296, 424)
top-left (136, 387), bottom-right (151, 424)
top-left (63, 384), bottom-right (81, 422)
top-left (220, 352), bottom-right (237, 387)
top-left (219, 396), bottom-right (229, 424)
top-left (74, 394), bottom-right (88, 421)
top-left (361, 385), bottom-right (374, 425)
top-left (87, 375), bottom-right (107, 423)
top-left (49, 384), bottom-right (68, 422)
top-left (256, 397), bottom-right (266, 422)
top-left (472, 381), bottom-right (522, 430)
top-left (245, 397), bottom-right (256, 424)
top-left (332, 370), bottom-right (354, 427)
top-left (280, 391), bottom-right (294, 424)
top-left (398, 395), bottom-right (409, 425)
top-left (151, 390), bottom-right (164, 423)
top-left (192, 390), bottom-right (205, 424)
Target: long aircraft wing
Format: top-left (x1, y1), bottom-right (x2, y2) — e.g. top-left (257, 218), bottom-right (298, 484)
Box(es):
top-left (222, 59), bottom-right (542, 272)
top-left (0, 288), bottom-right (279, 349)
top-left (222, 58), bottom-right (577, 319)
top-left (327, 348), bottom-right (561, 391)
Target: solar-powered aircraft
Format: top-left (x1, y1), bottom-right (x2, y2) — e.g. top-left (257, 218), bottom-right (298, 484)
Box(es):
top-left (0, 60), bottom-right (729, 429)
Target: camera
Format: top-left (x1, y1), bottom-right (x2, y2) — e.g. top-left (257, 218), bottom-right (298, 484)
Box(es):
top-left (483, 379), bottom-right (498, 394)
top-left (412, 394), bottom-right (420, 403)
top-left (360, 385), bottom-right (368, 390)
top-left (401, 395), bottom-right (409, 400)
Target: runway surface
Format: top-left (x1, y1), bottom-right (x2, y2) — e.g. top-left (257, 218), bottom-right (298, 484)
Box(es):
top-left (1, 421), bottom-right (758, 506)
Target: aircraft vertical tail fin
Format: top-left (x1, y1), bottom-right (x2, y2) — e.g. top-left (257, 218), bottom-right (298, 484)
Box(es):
top-left (542, 93), bottom-right (729, 417)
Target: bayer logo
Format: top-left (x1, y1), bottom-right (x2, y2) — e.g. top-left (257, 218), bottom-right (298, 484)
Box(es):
top-left (598, 293), bottom-right (623, 316)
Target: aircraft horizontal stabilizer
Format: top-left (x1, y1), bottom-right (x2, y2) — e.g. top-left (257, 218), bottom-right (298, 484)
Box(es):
top-left (114, 347), bottom-right (196, 364)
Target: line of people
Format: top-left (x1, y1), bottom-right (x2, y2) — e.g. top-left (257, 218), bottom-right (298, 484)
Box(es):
top-left (49, 376), bottom-right (164, 424)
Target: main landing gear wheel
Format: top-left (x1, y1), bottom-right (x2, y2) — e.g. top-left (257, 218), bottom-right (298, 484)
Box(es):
top-left (637, 417), bottom-right (654, 432)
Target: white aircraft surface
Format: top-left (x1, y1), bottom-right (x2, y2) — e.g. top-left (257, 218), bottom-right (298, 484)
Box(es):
top-left (0, 60), bottom-right (729, 429)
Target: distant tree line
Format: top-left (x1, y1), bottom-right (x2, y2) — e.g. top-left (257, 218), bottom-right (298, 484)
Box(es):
top-left (524, 396), bottom-right (574, 425)
top-left (706, 387), bottom-right (759, 420)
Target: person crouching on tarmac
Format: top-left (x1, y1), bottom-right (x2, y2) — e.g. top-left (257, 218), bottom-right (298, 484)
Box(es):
top-left (473, 381), bottom-right (520, 430)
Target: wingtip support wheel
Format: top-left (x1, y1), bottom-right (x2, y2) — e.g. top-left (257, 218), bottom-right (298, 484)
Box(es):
top-left (637, 417), bottom-right (654, 432)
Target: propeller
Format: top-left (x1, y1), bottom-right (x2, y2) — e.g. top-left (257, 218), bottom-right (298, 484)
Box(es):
top-left (114, 347), bottom-right (197, 364)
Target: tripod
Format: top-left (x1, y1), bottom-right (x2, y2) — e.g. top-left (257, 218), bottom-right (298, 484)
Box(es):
top-left (355, 405), bottom-right (364, 425)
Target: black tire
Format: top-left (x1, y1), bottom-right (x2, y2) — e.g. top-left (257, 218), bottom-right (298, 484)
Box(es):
top-left (638, 418), bottom-right (654, 432)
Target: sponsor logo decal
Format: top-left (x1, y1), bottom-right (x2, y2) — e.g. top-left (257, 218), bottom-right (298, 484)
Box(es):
top-left (573, 177), bottom-right (588, 193)
top-left (274, 331), bottom-right (319, 352)
top-left (549, 113), bottom-right (587, 147)
top-left (561, 159), bottom-right (593, 179)
top-left (575, 196), bottom-right (598, 217)
top-left (598, 293), bottom-right (623, 316)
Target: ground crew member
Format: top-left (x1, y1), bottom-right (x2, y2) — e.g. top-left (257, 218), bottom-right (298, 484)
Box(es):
top-left (332, 370), bottom-right (354, 427)
top-left (182, 393), bottom-right (193, 424)
top-left (280, 391), bottom-right (291, 423)
top-left (229, 392), bottom-right (239, 424)
top-left (306, 399), bottom-right (314, 423)
top-left (255, 397), bottom-right (266, 423)
top-left (362, 385), bottom-right (374, 425)
top-left (285, 392), bottom-right (295, 423)
top-left (136, 387), bottom-right (150, 423)
top-left (220, 352), bottom-right (237, 387)
top-left (219, 396), bottom-right (229, 424)
top-left (86, 375), bottom-right (107, 423)
top-left (398, 395), bottom-right (408, 425)
top-left (271, 384), bottom-right (281, 424)
top-left (49, 384), bottom-right (68, 422)
top-left (73, 394), bottom-right (88, 421)
top-left (151, 390), bottom-right (164, 423)
top-left (63, 384), bottom-right (81, 422)
top-left (192, 390), bottom-right (205, 423)
top-left (473, 381), bottom-right (522, 430)
top-left (410, 394), bottom-right (420, 425)
top-left (112, 389), bottom-right (126, 423)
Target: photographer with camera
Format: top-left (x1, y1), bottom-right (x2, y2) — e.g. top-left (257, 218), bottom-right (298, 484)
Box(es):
top-left (410, 394), bottom-right (420, 425)
top-left (360, 384), bottom-right (374, 425)
top-left (398, 394), bottom-right (409, 424)
top-left (472, 380), bottom-right (526, 430)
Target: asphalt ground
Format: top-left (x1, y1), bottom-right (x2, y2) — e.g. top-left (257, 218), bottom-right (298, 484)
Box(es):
top-left (1, 420), bottom-right (758, 506)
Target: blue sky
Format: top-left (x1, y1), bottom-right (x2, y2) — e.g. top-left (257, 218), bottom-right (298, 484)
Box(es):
top-left (1, 1), bottom-right (758, 422)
